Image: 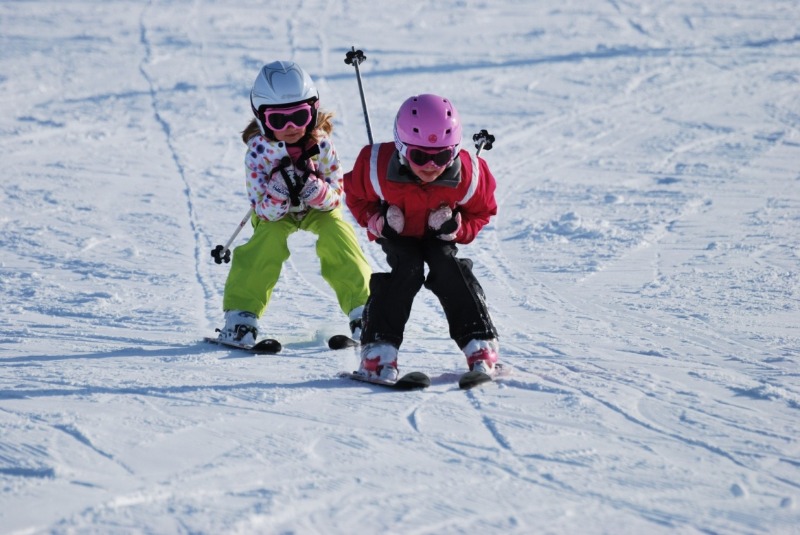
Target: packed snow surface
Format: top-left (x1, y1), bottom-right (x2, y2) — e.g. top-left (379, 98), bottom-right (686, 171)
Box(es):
top-left (1, 1), bottom-right (799, 533)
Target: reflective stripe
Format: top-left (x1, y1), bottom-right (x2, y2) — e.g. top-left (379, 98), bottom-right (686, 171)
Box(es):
top-left (369, 144), bottom-right (384, 200)
top-left (458, 153), bottom-right (480, 205)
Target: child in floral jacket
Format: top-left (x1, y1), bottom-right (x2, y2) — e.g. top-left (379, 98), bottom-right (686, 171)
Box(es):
top-left (218, 61), bottom-right (371, 345)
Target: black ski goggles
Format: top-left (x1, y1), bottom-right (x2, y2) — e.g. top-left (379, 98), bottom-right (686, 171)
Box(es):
top-left (263, 103), bottom-right (313, 132)
top-left (407, 145), bottom-right (455, 168)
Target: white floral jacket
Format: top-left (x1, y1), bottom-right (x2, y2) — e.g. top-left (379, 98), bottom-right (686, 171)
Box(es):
top-left (244, 133), bottom-right (343, 221)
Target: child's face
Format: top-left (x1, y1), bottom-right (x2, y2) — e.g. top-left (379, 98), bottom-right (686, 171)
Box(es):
top-left (405, 145), bottom-right (455, 183)
top-left (408, 160), bottom-right (447, 183)
top-left (273, 125), bottom-right (306, 144)
top-left (262, 102), bottom-right (313, 145)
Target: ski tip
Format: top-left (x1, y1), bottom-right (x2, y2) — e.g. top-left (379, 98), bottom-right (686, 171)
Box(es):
top-left (458, 371), bottom-right (493, 390)
top-left (397, 371), bottom-right (431, 389)
top-left (252, 339), bottom-right (282, 354)
top-left (340, 371), bottom-right (430, 390)
top-left (204, 336), bottom-right (281, 354)
top-left (328, 334), bottom-right (359, 350)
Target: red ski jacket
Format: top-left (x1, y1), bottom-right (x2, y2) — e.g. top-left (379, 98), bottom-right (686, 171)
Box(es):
top-left (344, 143), bottom-right (498, 244)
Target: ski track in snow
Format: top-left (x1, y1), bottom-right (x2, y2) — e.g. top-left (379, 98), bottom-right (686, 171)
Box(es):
top-left (1, 1), bottom-right (799, 533)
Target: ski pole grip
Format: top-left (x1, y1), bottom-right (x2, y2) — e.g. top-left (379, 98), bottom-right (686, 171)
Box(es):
top-left (344, 48), bottom-right (366, 67)
top-left (473, 129), bottom-right (495, 156)
top-left (211, 208), bottom-right (253, 265)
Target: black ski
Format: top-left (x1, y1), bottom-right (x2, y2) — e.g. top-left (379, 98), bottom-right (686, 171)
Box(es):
top-left (328, 334), bottom-right (359, 350)
top-left (458, 370), bottom-right (493, 389)
top-left (204, 336), bottom-right (282, 354)
top-left (458, 362), bottom-right (507, 389)
top-left (340, 371), bottom-right (430, 390)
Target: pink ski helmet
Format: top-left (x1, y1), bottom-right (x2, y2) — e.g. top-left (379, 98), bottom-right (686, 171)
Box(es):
top-left (393, 94), bottom-right (462, 166)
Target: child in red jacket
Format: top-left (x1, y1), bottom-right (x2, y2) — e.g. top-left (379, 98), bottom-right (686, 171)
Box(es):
top-left (344, 94), bottom-right (499, 382)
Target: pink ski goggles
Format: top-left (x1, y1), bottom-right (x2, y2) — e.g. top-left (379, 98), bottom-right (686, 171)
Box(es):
top-left (263, 103), bottom-right (313, 132)
top-left (406, 145), bottom-right (456, 168)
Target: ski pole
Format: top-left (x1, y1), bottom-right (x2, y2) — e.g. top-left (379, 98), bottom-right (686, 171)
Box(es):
top-left (211, 207), bottom-right (252, 264)
top-left (344, 46), bottom-right (374, 144)
top-left (433, 131), bottom-right (496, 237)
top-left (473, 129), bottom-right (495, 156)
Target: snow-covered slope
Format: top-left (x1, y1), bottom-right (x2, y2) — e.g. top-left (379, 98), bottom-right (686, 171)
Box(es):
top-left (1, 1), bottom-right (798, 533)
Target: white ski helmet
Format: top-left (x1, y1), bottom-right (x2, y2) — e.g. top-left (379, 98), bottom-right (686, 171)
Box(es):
top-left (250, 61), bottom-right (319, 138)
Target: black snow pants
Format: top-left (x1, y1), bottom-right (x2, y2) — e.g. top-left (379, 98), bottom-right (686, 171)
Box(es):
top-left (361, 236), bottom-right (498, 350)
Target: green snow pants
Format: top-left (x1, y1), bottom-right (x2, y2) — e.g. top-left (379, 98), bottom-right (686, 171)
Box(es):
top-left (222, 207), bottom-right (371, 318)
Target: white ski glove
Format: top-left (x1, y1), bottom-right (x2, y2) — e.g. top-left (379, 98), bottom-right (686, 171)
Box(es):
top-left (368, 205), bottom-right (405, 238)
top-left (264, 175), bottom-right (290, 202)
top-left (299, 176), bottom-right (329, 206)
top-left (427, 205), bottom-right (461, 241)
